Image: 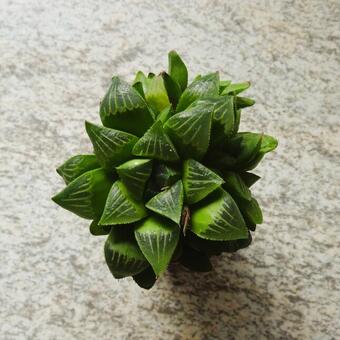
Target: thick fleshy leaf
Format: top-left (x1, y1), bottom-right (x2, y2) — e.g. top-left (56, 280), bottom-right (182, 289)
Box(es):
top-left (186, 231), bottom-right (252, 255)
top-left (104, 226), bottom-right (148, 278)
top-left (210, 95), bottom-right (235, 147)
top-left (116, 159), bottom-right (153, 200)
top-left (183, 159), bottom-right (224, 204)
top-left (89, 220), bottom-right (111, 236)
top-left (143, 75), bottom-right (170, 113)
top-left (135, 216), bottom-right (180, 276)
top-left (161, 72), bottom-right (182, 108)
top-left (85, 121), bottom-right (138, 170)
top-left (132, 120), bottom-right (179, 162)
top-left (260, 134), bottom-right (278, 153)
top-left (191, 188), bottom-right (248, 241)
top-left (219, 80), bottom-right (231, 94)
top-left (157, 105), bottom-right (173, 124)
top-left (99, 76), bottom-right (154, 136)
top-left (154, 163), bottom-right (181, 188)
top-left (165, 100), bottom-right (214, 160)
top-left (168, 50), bottom-right (188, 92)
top-left (237, 197), bottom-right (263, 225)
top-left (236, 96), bottom-right (255, 109)
top-left (52, 169), bottom-right (114, 219)
top-left (222, 81), bottom-right (250, 95)
top-left (146, 180), bottom-right (183, 224)
top-left (240, 172), bottom-right (260, 187)
top-left (132, 266), bottom-right (157, 289)
top-left (179, 245), bottom-right (212, 272)
top-left (176, 72), bottom-right (219, 112)
top-left (223, 171), bottom-right (251, 201)
top-left (99, 181), bottom-right (147, 225)
top-left (56, 154), bottom-right (100, 184)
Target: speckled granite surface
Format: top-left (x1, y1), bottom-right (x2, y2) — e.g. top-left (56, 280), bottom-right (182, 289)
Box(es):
top-left (1, 0), bottom-right (339, 339)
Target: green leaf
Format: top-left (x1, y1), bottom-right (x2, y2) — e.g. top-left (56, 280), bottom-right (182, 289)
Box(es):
top-left (99, 76), bottom-right (154, 137)
top-left (154, 163), bottom-right (181, 188)
top-left (237, 197), bottom-right (263, 225)
top-left (240, 172), bottom-right (260, 187)
top-left (234, 109), bottom-right (241, 134)
top-left (222, 81), bottom-right (250, 95)
top-left (236, 96), bottom-right (255, 109)
top-left (219, 80), bottom-right (231, 94)
top-left (56, 154), bottom-right (100, 184)
top-left (210, 95), bottom-right (235, 147)
top-left (133, 266), bottom-right (157, 289)
top-left (176, 72), bottom-right (219, 112)
top-left (260, 134), bottom-right (278, 154)
top-left (157, 105), bottom-right (173, 124)
top-left (161, 72), bottom-right (182, 108)
top-left (165, 100), bottom-right (214, 160)
top-left (52, 168), bottom-right (114, 220)
top-left (168, 50), bottom-right (188, 92)
top-left (99, 180), bottom-right (147, 225)
top-left (116, 159), bottom-right (153, 200)
top-left (179, 245), bottom-right (212, 272)
top-left (105, 226), bottom-right (148, 278)
top-left (223, 171), bottom-right (251, 201)
top-left (132, 120), bottom-right (179, 162)
top-left (135, 216), bottom-right (180, 276)
top-left (146, 180), bottom-right (183, 224)
top-left (85, 121), bottom-right (138, 170)
top-left (89, 220), bottom-right (111, 236)
top-left (183, 159), bottom-right (224, 204)
top-left (191, 188), bottom-right (248, 241)
top-left (185, 231), bottom-right (252, 255)
top-left (143, 75), bottom-right (170, 113)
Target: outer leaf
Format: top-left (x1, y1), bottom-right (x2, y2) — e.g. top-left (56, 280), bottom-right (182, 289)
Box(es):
top-left (133, 266), bottom-right (157, 289)
top-left (223, 171), bottom-right (251, 201)
top-left (135, 216), bottom-right (180, 276)
top-left (56, 154), bottom-right (100, 184)
top-left (168, 50), bottom-right (188, 92)
top-left (260, 134), bottom-right (278, 153)
top-left (132, 120), bottom-right (179, 162)
top-left (99, 181), bottom-right (147, 225)
top-left (236, 96), bottom-right (255, 109)
top-left (179, 245), bottom-right (212, 272)
top-left (183, 159), bottom-right (224, 204)
top-left (89, 220), bottom-right (111, 236)
top-left (237, 197), bottom-right (263, 225)
top-left (116, 159), bottom-right (153, 200)
top-left (99, 76), bottom-right (154, 136)
top-left (222, 81), bottom-right (250, 95)
top-left (146, 180), bottom-right (183, 224)
top-left (165, 100), bottom-right (214, 160)
top-left (105, 226), bottom-right (148, 278)
top-left (161, 72), bottom-right (182, 108)
top-left (176, 72), bottom-right (219, 112)
top-left (219, 80), bottom-right (231, 94)
top-left (52, 169), bottom-right (114, 219)
top-left (191, 188), bottom-right (248, 241)
top-left (85, 121), bottom-right (138, 170)
top-left (240, 172), bottom-right (260, 187)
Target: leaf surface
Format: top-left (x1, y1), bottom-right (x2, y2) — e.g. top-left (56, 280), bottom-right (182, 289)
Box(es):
top-left (223, 171), bottom-right (251, 201)
top-left (168, 50), bottom-right (188, 92)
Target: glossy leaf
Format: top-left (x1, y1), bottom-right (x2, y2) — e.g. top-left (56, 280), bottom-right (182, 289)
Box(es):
top-left (168, 50), bottom-right (188, 92)
top-left (104, 226), bottom-right (148, 278)
top-left (157, 105), bottom-right (173, 124)
top-left (219, 80), bottom-right (231, 94)
top-left (179, 245), bottom-right (212, 272)
top-left (99, 181), bottom-right (147, 225)
top-left (183, 159), bottom-right (224, 204)
top-left (52, 168), bottom-right (114, 219)
top-left (146, 180), bottom-right (183, 224)
top-left (176, 72), bottom-right (219, 112)
top-left (260, 134), bottom-right (278, 154)
top-left (56, 154), bottom-right (100, 184)
top-left (236, 96), bottom-right (255, 109)
top-left (99, 76), bottom-right (154, 136)
top-left (191, 188), bottom-right (248, 241)
top-left (240, 172), bottom-right (261, 187)
top-left (223, 171), bottom-right (251, 201)
top-left (143, 75), bottom-right (170, 113)
top-left (85, 121), bottom-right (138, 170)
top-left (132, 120), bottom-right (179, 162)
top-left (133, 266), bottom-right (157, 289)
top-left (89, 220), bottom-right (111, 236)
top-left (222, 81), bottom-right (250, 95)
top-left (116, 159), bottom-right (153, 200)
top-left (161, 72), bottom-right (182, 108)
top-left (237, 197), bottom-right (263, 225)
top-left (135, 216), bottom-right (180, 276)
top-left (165, 100), bottom-right (214, 160)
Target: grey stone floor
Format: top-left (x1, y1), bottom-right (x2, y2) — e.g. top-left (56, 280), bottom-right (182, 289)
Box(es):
top-left (1, 0), bottom-right (339, 339)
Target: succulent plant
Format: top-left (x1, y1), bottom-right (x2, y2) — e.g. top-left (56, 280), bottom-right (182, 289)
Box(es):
top-left (52, 51), bottom-right (277, 289)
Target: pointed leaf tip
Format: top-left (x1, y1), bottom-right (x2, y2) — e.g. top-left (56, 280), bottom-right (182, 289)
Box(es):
top-left (168, 50), bottom-right (188, 92)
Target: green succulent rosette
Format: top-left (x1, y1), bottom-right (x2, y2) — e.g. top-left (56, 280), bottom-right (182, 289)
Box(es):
top-left (52, 51), bottom-right (278, 289)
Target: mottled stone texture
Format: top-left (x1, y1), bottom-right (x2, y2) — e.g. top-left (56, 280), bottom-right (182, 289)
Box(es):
top-left (0, 0), bottom-right (339, 339)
